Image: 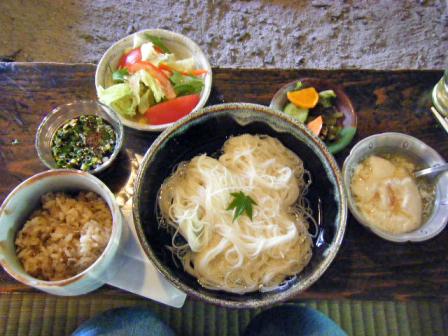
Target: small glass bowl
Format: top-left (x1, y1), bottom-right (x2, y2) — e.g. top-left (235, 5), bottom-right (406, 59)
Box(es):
top-left (342, 132), bottom-right (448, 242)
top-left (35, 100), bottom-right (124, 174)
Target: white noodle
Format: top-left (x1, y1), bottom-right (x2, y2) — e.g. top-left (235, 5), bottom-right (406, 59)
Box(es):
top-left (158, 134), bottom-right (313, 294)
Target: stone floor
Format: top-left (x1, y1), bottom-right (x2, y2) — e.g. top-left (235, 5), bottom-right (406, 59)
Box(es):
top-left (0, 0), bottom-right (447, 69)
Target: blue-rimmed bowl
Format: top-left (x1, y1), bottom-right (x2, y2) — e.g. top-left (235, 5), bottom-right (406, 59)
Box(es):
top-left (0, 170), bottom-right (124, 296)
top-left (133, 103), bottom-right (347, 308)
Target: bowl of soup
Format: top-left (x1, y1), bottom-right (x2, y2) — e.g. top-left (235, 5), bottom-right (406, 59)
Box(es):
top-left (342, 132), bottom-right (448, 242)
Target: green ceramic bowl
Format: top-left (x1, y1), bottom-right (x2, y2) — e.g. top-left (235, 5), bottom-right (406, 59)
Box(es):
top-left (270, 78), bottom-right (357, 154)
top-left (133, 103), bottom-right (347, 308)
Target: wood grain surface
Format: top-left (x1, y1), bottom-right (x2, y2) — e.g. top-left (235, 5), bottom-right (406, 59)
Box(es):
top-left (0, 63), bottom-right (447, 303)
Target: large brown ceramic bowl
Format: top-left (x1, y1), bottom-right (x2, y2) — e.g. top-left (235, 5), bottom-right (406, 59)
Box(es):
top-left (133, 103), bottom-right (347, 308)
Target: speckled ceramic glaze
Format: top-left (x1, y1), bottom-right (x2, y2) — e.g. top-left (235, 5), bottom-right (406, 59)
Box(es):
top-left (133, 103), bottom-right (347, 308)
top-left (343, 132), bottom-right (448, 242)
top-left (0, 170), bottom-right (124, 296)
top-left (95, 29), bottom-right (212, 132)
top-left (270, 78), bottom-right (357, 154)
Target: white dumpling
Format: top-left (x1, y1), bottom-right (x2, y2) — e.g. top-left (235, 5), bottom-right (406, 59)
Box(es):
top-left (351, 155), bottom-right (423, 234)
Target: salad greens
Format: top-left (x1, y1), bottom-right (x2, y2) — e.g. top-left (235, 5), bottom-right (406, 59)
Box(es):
top-left (98, 33), bottom-right (206, 125)
top-left (145, 34), bottom-right (171, 53)
top-left (170, 71), bottom-right (204, 96)
top-left (112, 68), bottom-right (129, 82)
top-left (97, 84), bottom-right (137, 117)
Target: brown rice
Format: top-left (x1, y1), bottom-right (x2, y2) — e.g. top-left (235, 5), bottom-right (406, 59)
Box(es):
top-left (15, 191), bottom-right (112, 281)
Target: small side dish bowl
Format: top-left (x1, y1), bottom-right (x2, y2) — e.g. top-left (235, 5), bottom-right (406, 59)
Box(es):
top-left (95, 29), bottom-right (212, 132)
top-left (0, 170), bottom-right (124, 296)
top-left (270, 78), bottom-right (357, 154)
top-left (35, 100), bottom-right (124, 174)
top-left (342, 132), bottom-right (448, 242)
top-left (133, 103), bottom-right (347, 308)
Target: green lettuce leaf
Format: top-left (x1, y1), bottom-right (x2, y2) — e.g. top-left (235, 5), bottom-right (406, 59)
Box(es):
top-left (165, 57), bottom-right (196, 72)
top-left (144, 34), bottom-right (171, 53)
top-left (112, 68), bottom-right (129, 82)
top-left (126, 70), bottom-right (164, 115)
top-left (97, 84), bottom-right (137, 117)
top-left (138, 70), bottom-right (165, 103)
top-left (138, 89), bottom-right (155, 114)
top-left (170, 71), bottom-right (204, 96)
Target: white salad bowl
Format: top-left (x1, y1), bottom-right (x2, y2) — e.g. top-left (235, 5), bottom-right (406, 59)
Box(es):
top-left (95, 29), bottom-right (212, 132)
top-left (342, 133), bottom-right (448, 242)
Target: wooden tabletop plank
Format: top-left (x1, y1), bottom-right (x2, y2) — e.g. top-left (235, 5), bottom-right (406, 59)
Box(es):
top-left (0, 63), bottom-right (446, 303)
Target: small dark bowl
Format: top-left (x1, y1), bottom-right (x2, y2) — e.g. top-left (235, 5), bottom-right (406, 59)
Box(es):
top-left (133, 103), bottom-right (347, 308)
top-left (270, 78), bottom-right (357, 154)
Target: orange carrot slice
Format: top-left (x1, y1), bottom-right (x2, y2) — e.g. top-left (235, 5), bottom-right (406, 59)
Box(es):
top-left (159, 63), bottom-right (207, 77)
top-left (189, 69), bottom-right (208, 76)
top-left (287, 87), bottom-right (319, 109)
top-left (307, 116), bottom-right (323, 136)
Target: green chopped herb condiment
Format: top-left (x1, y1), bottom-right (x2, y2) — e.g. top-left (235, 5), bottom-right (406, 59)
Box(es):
top-left (51, 115), bottom-right (116, 171)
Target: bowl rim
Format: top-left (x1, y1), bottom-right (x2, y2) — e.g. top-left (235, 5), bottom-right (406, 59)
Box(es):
top-left (35, 99), bottom-right (124, 175)
top-left (342, 132), bottom-right (448, 242)
top-left (132, 102), bottom-right (347, 308)
top-left (0, 169), bottom-right (122, 288)
top-left (269, 78), bottom-right (357, 154)
top-left (94, 28), bottom-right (213, 132)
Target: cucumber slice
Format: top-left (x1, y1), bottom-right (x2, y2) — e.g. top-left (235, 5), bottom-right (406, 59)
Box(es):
top-left (283, 103), bottom-right (309, 123)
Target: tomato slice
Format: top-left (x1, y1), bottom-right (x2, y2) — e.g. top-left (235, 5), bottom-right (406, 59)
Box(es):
top-left (118, 48), bottom-right (142, 68)
top-left (126, 61), bottom-right (176, 100)
top-left (144, 94), bottom-right (200, 125)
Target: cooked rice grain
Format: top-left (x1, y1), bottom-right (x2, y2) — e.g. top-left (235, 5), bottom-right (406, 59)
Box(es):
top-left (15, 191), bottom-right (112, 281)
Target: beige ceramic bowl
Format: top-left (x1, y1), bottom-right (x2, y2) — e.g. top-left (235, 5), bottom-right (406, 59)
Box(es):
top-left (95, 29), bottom-right (212, 132)
top-left (0, 170), bottom-right (125, 296)
top-left (343, 133), bottom-right (448, 242)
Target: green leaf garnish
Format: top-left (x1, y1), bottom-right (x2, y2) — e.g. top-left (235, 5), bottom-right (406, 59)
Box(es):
top-left (112, 68), bottom-right (129, 82)
top-left (226, 191), bottom-right (257, 222)
top-left (170, 71), bottom-right (204, 96)
top-left (145, 34), bottom-right (171, 53)
top-left (295, 81), bottom-right (304, 89)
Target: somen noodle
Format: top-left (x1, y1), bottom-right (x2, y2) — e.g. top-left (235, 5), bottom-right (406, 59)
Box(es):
top-left (158, 134), bottom-right (313, 294)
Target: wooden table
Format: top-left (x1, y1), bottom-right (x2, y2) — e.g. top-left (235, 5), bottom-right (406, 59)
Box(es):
top-left (0, 63), bottom-right (447, 305)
